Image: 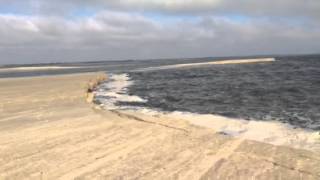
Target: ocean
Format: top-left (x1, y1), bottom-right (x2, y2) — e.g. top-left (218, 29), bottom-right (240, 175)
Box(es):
top-left (94, 55), bottom-right (320, 131)
top-left (2, 55), bottom-right (320, 131)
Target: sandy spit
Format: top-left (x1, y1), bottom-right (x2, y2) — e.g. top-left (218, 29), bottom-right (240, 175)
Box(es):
top-left (137, 58), bottom-right (275, 71)
top-left (0, 72), bottom-right (319, 180)
top-left (0, 66), bottom-right (80, 72)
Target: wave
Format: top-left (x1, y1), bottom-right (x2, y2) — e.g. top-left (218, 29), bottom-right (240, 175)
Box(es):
top-left (94, 73), bottom-right (146, 110)
top-left (94, 72), bottom-right (320, 152)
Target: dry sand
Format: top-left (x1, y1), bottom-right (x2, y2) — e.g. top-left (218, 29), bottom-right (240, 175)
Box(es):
top-left (0, 73), bottom-right (319, 180)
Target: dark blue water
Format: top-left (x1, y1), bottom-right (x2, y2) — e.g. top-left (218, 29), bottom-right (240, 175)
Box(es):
top-left (3, 55), bottom-right (320, 130)
top-left (118, 56), bottom-right (320, 130)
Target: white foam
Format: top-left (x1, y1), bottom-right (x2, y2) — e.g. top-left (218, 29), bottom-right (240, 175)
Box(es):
top-left (169, 111), bottom-right (320, 151)
top-left (94, 74), bottom-right (146, 110)
top-left (121, 108), bottom-right (319, 151)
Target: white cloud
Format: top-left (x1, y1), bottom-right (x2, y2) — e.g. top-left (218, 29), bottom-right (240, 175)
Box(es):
top-left (0, 0), bottom-right (320, 64)
top-left (3, 0), bottom-right (320, 20)
top-left (0, 10), bottom-right (319, 64)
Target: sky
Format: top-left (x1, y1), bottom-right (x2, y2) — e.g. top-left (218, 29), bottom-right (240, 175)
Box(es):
top-left (0, 0), bottom-right (320, 65)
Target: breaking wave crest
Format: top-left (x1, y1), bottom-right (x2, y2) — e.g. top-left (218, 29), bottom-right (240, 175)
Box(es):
top-left (94, 73), bottom-right (146, 110)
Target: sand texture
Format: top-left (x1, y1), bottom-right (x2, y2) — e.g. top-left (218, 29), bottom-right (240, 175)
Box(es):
top-left (0, 73), bottom-right (319, 180)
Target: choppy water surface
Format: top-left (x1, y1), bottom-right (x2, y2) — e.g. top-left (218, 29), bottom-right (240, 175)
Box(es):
top-left (6, 55), bottom-right (319, 130)
top-left (116, 56), bottom-right (320, 130)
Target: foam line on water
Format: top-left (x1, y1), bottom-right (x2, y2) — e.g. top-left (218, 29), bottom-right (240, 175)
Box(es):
top-left (94, 73), bottom-right (146, 110)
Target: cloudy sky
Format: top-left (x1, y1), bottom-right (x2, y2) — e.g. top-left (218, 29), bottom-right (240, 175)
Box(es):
top-left (0, 0), bottom-right (320, 64)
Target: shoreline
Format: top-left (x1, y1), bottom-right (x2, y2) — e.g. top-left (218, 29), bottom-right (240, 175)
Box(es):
top-left (119, 109), bottom-right (320, 151)
top-left (94, 73), bottom-right (320, 152)
top-left (136, 58), bottom-right (275, 71)
top-left (1, 73), bottom-right (320, 179)
top-left (0, 66), bottom-right (80, 72)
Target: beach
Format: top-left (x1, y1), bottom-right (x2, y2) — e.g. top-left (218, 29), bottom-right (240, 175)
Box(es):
top-left (0, 73), bottom-right (320, 179)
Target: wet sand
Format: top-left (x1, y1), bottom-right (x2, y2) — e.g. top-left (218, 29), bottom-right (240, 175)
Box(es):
top-left (0, 73), bottom-right (319, 179)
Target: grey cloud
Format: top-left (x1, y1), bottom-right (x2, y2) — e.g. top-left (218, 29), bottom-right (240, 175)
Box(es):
top-left (3, 0), bottom-right (320, 20)
top-left (0, 12), bottom-right (319, 64)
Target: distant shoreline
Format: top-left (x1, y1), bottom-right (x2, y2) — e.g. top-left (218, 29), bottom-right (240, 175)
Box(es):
top-left (137, 58), bottom-right (275, 71)
top-left (0, 66), bottom-right (80, 72)
top-left (1, 52), bottom-right (319, 67)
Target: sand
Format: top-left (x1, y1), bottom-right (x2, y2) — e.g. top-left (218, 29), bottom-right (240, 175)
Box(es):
top-left (0, 66), bottom-right (79, 72)
top-left (0, 73), bottom-right (320, 179)
top-left (137, 58), bottom-right (275, 71)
